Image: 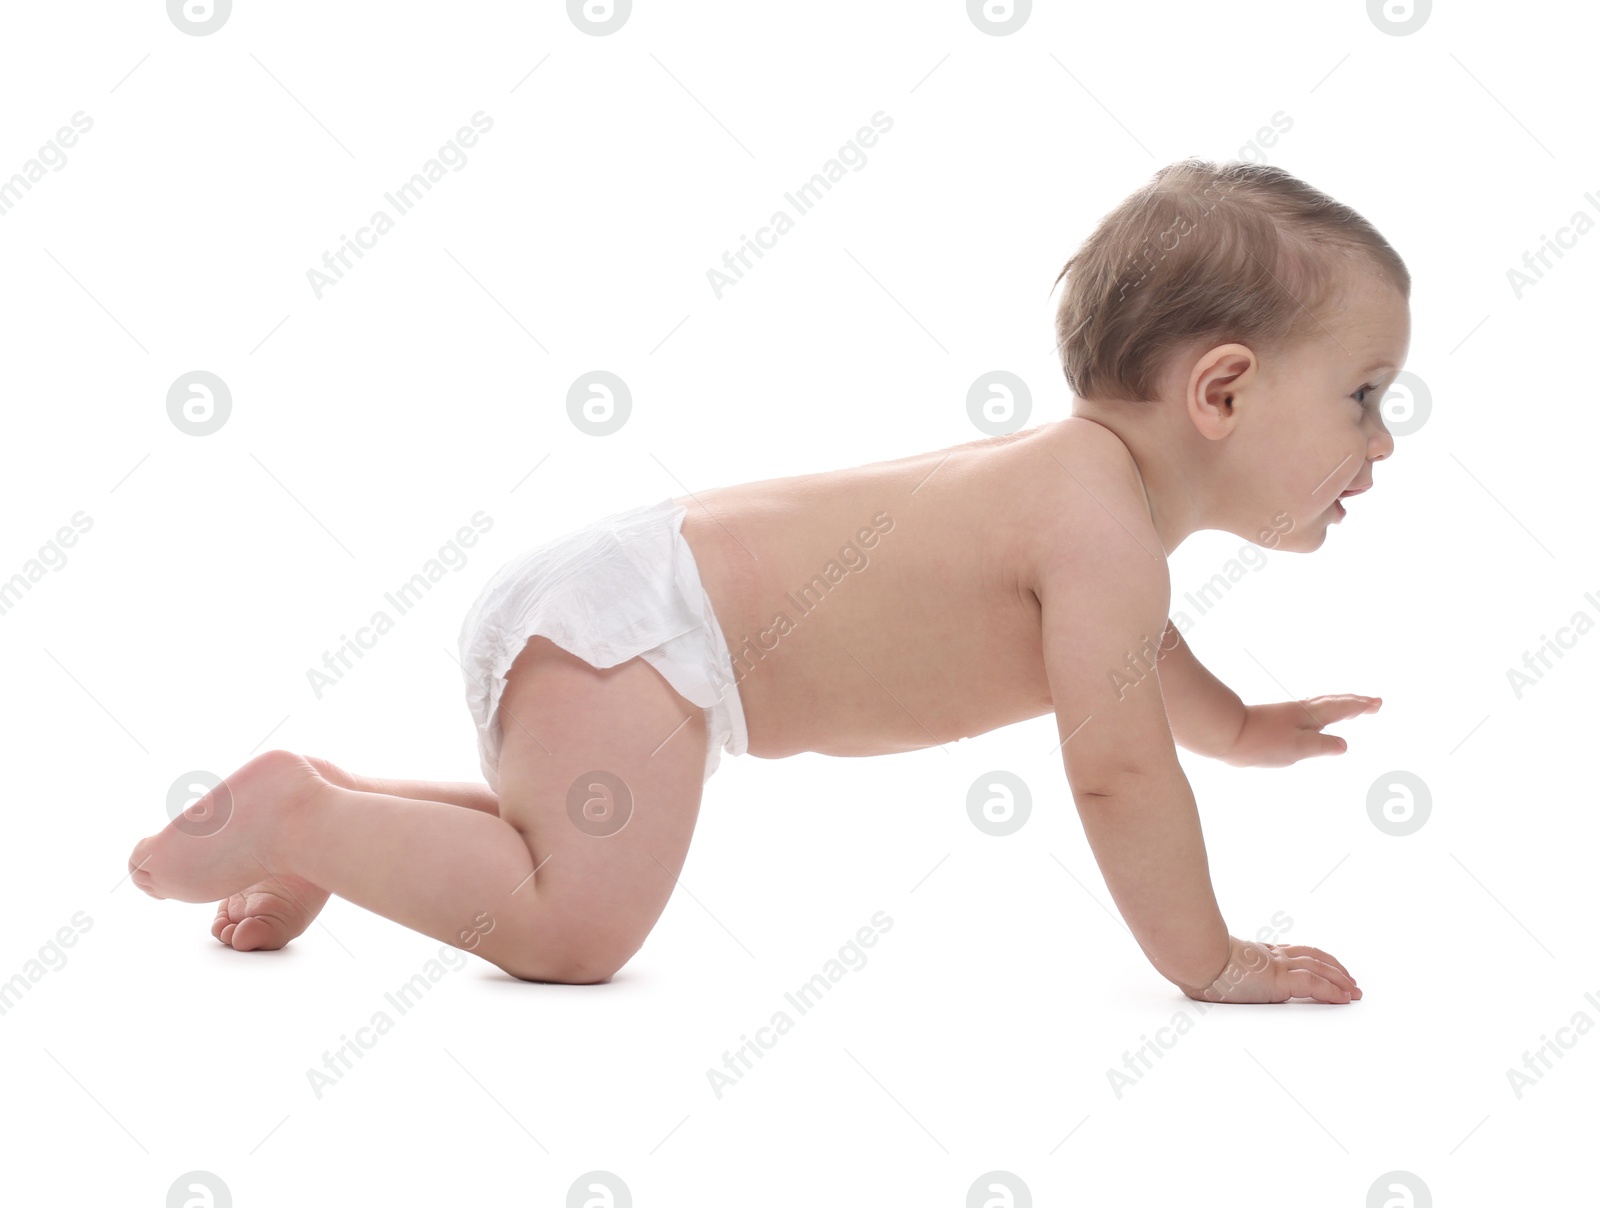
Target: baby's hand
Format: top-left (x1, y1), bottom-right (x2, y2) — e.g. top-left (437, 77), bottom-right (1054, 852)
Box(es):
top-left (1220, 695), bottom-right (1381, 768)
top-left (1182, 936), bottom-right (1362, 1004)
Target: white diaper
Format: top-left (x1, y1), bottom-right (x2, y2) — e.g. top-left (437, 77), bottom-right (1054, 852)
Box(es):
top-left (457, 496), bottom-right (749, 790)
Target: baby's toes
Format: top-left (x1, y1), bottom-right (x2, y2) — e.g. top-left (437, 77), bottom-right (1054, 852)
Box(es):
top-left (212, 894), bottom-right (245, 943)
top-left (213, 880), bottom-right (325, 951)
top-left (224, 914), bottom-right (293, 952)
top-left (212, 893), bottom-right (291, 951)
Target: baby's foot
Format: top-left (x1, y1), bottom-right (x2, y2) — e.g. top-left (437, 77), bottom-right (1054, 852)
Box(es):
top-left (300, 753), bottom-right (360, 792)
top-left (212, 872), bottom-right (331, 951)
top-left (128, 750), bottom-right (326, 904)
top-left (208, 756), bottom-right (355, 949)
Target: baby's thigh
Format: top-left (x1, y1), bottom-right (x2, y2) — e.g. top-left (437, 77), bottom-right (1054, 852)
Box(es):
top-left (494, 635), bottom-right (709, 969)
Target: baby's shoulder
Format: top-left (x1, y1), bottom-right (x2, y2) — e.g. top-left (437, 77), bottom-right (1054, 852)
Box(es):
top-left (1016, 419), bottom-right (1158, 568)
top-left (1010, 421), bottom-right (1170, 636)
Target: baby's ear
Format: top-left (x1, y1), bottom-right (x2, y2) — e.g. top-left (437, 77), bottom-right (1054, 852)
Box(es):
top-left (1186, 344), bottom-right (1254, 439)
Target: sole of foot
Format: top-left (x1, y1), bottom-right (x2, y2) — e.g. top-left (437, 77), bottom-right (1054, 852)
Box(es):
top-left (128, 749), bottom-right (326, 904)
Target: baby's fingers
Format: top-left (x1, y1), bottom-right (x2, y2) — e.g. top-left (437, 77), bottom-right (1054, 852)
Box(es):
top-left (1281, 966), bottom-right (1356, 1003)
top-left (1277, 945), bottom-right (1356, 983)
top-left (1283, 955), bottom-right (1361, 1001)
top-left (1303, 694), bottom-right (1383, 725)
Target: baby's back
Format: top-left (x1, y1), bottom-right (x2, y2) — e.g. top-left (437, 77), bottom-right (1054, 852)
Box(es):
top-left (676, 418), bottom-right (1148, 759)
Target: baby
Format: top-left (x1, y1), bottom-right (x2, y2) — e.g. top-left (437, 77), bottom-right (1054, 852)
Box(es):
top-left (130, 158), bottom-right (1406, 1004)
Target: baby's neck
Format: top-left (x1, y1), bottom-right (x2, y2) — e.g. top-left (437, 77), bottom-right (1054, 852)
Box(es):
top-left (1065, 403), bottom-right (1219, 555)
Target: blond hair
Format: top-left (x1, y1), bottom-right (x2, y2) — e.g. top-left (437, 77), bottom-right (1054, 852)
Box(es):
top-left (1053, 158), bottom-right (1410, 403)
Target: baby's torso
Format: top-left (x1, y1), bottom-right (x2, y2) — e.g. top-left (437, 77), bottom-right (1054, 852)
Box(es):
top-left (674, 418), bottom-right (1136, 759)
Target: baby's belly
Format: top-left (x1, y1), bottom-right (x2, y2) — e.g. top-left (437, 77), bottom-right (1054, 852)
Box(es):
top-left (676, 462), bottom-right (1055, 759)
top-left (731, 584), bottom-right (1054, 758)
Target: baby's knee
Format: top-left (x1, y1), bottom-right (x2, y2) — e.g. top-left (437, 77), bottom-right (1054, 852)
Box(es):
top-left (494, 923), bottom-right (635, 984)
top-left (499, 948), bottom-right (623, 985)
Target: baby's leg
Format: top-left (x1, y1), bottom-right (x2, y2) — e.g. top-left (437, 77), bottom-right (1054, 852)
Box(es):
top-left (136, 635), bottom-right (711, 983)
top-left (213, 762), bottom-right (501, 950)
top-left (291, 636), bottom-right (710, 980)
top-left (307, 759), bottom-right (501, 814)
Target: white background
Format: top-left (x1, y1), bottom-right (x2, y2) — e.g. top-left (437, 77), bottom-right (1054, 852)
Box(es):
top-left (1, 1), bottom-right (1594, 1203)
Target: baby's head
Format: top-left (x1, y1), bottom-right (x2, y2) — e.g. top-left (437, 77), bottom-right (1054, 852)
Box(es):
top-left (1054, 158), bottom-right (1411, 552)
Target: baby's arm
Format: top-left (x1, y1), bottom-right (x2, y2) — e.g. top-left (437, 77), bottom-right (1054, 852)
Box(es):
top-left (1035, 532), bottom-right (1228, 992)
top-left (1148, 620), bottom-right (1247, 759)
top-left (1156, 619), bottom-right (1384, 768)
top-left (1033, 514), bottom-right (1360, 1003)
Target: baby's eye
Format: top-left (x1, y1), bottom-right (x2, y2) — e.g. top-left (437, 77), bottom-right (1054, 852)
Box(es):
top-left (1352, 382), bottom-right (1378, 406)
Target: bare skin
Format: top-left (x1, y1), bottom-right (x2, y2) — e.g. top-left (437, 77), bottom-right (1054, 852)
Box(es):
top-left (207, 758), bottom-right (495, 951)
top-left (131, 264), bottom-right (1406, 1002)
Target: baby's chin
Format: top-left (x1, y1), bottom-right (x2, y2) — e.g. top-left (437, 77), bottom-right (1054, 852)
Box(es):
top-left (1270, 516), bottom-right (1334, 553)
top-left (1235, 516), bottom-right (1324, 554)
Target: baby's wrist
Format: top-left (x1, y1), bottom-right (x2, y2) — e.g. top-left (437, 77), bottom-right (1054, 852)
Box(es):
top-left (1175, 935), bottom-right (1235, 1000)
top-left (1217, 704), bottom-right (1257, 765)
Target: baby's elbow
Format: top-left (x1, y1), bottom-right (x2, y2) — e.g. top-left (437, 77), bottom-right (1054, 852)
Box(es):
top-left (1067, 749), bottom-right (1188, 802)
top-left (1068, 764), bottom-right (1155, 801)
